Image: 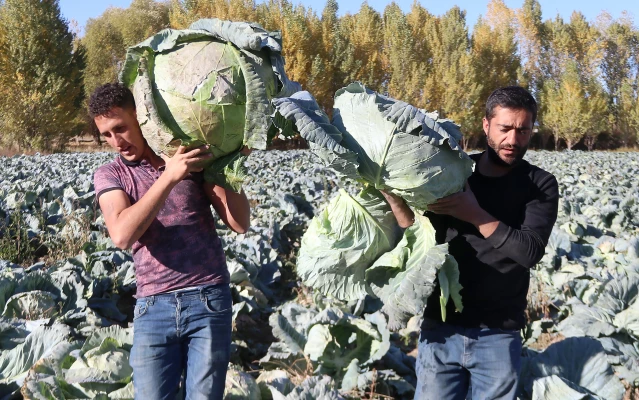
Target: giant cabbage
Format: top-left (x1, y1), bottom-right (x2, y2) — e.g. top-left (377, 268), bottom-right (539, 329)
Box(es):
top-left (120, 18), bottom-right (301, 190)
top-left (272, 84), bottom-right (474, 210)
top-left (296, 187), bottom-right (462, 329)
top-left (296, 187), bottom-right (401, 302)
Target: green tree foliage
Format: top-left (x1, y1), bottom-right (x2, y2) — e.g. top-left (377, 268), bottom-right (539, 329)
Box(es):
top-left (472, 0), bottom-right (520, 134)
top-left (1, 0), bottom-right (637, 152)
top-left (422, 7), bottom-right (481, 144)
top-left (515, 0), bottom-right (545, 92)
top-left (542, 61), bottom-right (607, 150)
top-left (0, 0), bottom-right (84, 151)
top-left (598, 12), bottom-right (638, 146)
top-left (82, 0), bottom-right (170, 99)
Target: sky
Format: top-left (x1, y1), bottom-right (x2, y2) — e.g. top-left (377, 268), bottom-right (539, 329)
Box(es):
top-left (60, 0), bottom-right (638, 35)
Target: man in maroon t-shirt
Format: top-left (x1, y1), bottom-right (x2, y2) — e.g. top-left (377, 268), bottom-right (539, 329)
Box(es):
top-left (90, 83), bottom-right (250, 400)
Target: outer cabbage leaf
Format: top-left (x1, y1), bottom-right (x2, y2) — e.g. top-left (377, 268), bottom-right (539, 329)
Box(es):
top-left (522, 337), bottom-right (625, 400)
top-left (331, 83), bottom-right (474, 210)
top-left (273, 375), bottom-right (344, 400)
top-left (366, 214), bottom-right (462, 330)
top-left (0, 324), bottom-right (72, 390)
top-left (271, 91), bottom-right (359, 179)
top-left (224, 366), bottom-right (261, 400)
top-left (303, 309), bottom-right (390, 377)
top-left (268, 302), bottom-right (317, 356)
top-left (296, 187), bottom-right (400, 301)
top-left (532, 375), bottom-right (603, 400)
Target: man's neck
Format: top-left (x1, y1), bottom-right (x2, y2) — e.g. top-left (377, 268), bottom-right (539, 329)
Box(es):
top-left (141, 145), bottom-right (164, 170)
top-left (477, 152), bottom-right (515, 177)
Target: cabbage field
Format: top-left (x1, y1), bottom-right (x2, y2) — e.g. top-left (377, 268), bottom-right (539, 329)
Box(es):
top-left (1, 149), bottom-right (638, 399)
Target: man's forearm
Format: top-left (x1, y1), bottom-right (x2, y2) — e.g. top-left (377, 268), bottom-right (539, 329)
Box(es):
top-left (222, 188), bottom-right (250, 233)
top-left (468, 207), bottom-right (500, 238)
top-left (380, 190), bottom-right (415, 228)
top-left (110, 175), bottom-right (176, 248)
top-left (206, 184), bottom-right (251, 234)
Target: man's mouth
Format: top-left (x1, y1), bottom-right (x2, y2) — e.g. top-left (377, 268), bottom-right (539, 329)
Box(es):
top-left (120, 146), bottom-right (133, 155)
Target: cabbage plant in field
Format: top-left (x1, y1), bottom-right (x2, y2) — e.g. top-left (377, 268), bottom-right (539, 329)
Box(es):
top-left (120, 18), bottom-right (301, 190)
top-left (272, 84), bottom-right (474, 210)
top-left (296, 187), bottom-right (463, 330)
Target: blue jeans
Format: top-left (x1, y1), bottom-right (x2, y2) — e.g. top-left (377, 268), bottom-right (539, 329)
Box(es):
top-left (130, 284), bottom-right (232, 400)
top-left (414, 319), bottom-right (522, 400)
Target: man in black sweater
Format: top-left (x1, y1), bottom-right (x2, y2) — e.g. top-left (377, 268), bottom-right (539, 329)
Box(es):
top-left (382, 86), bottom-right (558, 400)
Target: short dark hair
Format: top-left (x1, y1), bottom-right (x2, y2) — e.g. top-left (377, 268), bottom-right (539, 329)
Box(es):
top-left (485, 86), bottom-right (537, 124)
top-left (88, 82), bottom-right (136, 118)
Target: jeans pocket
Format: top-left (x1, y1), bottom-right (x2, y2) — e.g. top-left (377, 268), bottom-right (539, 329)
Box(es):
top-left (202, 287), bottom-right (232, 314)
top-left (133, 300), bottom-right (148, 321)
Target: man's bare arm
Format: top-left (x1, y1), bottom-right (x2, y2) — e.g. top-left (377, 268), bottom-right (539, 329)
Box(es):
top-left (380, 190), bottom-right (415, 228)
top-left (98, 146), bottom-right (211, 249)
top-left (205, 183), bottom-right (250, 234)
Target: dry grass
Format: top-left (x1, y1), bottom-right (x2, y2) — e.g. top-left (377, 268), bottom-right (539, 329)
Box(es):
top-left (527, 332), bottom-right (565, 351)
top-left (0, 135), bottom-right (113, 157)
top-left (526, 275), bottom-right (551, 322)
top-left (42, 208), bottom-right (94, 265)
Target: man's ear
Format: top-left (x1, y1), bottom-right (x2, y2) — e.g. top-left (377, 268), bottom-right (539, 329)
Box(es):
top-left (482, 117), bottom-right (490, 136)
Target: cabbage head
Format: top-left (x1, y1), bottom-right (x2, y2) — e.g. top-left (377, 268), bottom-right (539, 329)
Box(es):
top-left (273, 84), bottom-right (474, 210)
top-left (120, 18), bottom-right (301, 190)
top-left (296, 187), bottom-right (401, 302)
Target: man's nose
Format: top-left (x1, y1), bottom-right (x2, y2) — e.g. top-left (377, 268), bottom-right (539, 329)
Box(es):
top-left (113, 134), bottom-right (124, 146)
top-left (504, 130), bottom-right (518, 146)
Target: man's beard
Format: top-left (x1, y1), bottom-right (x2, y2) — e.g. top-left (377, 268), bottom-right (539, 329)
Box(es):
top-left (485, 134), bottom-right (527, 167)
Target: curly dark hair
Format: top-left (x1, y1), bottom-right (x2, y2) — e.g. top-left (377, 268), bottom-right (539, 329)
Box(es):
top-left (485, 86), bottom-right (537, 124)
top-left (88, 82), bottom-right (136, 118)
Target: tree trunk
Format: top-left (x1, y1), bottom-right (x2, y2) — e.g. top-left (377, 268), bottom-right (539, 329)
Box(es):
top-left (554, 136), bottom-right (560, 151)
top-left (567, 139), bottom-right (573, 150)
top-left (584, 135), bottom-right (596, 151)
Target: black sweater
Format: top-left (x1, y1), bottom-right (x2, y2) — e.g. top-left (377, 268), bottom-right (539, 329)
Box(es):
top-left (424, 152), bottom-right (559, 330)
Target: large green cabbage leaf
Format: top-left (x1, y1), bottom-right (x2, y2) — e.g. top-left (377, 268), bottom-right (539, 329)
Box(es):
top-left (272, 84), bottom-right (474, 210)
top-left (120, 18), bottom-right (301, 190)
top-left (521, 337), bottom-right (625, 400)
top-left (366, 214), bottom-right (463, 330)
top-left (296, 187), bottom-right (400, 301)
top-left (0, 324), bottom-right (72, 395)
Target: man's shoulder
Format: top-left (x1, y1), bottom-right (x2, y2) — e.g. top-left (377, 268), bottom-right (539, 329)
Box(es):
top-left (523, 160), bottom-right (557, 189)
top-left (94, 156), bottom-right (131, 177)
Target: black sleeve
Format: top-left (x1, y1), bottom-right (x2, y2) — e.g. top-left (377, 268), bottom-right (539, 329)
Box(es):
top-left (485, 174), bottom-right (559, 269)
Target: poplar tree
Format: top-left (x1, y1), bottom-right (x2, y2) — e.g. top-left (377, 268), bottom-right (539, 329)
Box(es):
top-left (308, 0), bottom-right (340, 111)
top-left (406, 1), bottom-right (435, 108)
top-left (598, 12), bottom-right (638, 146)
top-left (382, 2), bottom-right (415, 101)
top-left (542, 61), bottom-right (606, 150)
top-left (515, 0), bottom-right (545, 92)
top-left (340, 3), bottom-right (385, 92)
top-left (83, 0), bottom-right (169, 100)
top-left (423, 7), bottom-right (481, 145)
top-left (472, 0), bottom-right (520, 132)
top-left (0, 0), bottom-right (84, 151)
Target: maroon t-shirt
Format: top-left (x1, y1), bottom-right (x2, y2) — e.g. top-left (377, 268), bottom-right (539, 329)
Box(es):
top-left (93, 155), bottom-right (229, 297)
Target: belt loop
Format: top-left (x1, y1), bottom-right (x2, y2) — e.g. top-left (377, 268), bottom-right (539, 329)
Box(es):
top-left (199, 286), bottom-right (205, 302)
top-left (149, 295), bottom-right (155, 306)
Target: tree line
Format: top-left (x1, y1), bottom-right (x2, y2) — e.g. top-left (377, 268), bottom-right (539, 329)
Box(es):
top-left (0, 0), bottom-right (637, 151)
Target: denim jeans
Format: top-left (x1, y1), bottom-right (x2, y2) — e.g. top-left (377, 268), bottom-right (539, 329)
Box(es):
top-left (129, 284), bottom-right (232, 400)
top-left (414, 319), bottom-right (522, 400)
